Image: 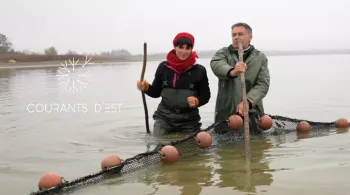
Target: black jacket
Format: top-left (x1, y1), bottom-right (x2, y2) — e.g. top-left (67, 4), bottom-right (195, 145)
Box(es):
top-left (145, 61), bottom-right (211, 123)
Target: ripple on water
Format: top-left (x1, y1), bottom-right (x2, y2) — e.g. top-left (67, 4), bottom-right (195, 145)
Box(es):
top-left (1, 57), bottom-right (350, 195)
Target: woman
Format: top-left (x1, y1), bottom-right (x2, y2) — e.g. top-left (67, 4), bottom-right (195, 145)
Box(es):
top-left (137, 32), bottom-right (211, 136)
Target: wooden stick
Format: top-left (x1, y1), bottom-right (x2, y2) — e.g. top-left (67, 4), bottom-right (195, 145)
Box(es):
top-left (238, 39), bottom-right (252, 193)
top-left (141, 42), bottom-right (150, 134)
top-left (238, 40), bottom-right (251, 157)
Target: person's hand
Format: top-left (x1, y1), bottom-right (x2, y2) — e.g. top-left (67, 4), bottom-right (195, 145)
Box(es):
top-left (230, 62), bottom-right (247, 77)
top-left (187, 96), bottom-right (199, 108)
top-left (236, 100), bottom-right (251, 116)
top-left (137, 80), bottom-right (149, 92)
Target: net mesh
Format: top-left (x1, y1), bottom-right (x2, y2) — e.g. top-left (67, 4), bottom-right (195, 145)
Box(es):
top-left (29, 113), bottom-right (344, 195)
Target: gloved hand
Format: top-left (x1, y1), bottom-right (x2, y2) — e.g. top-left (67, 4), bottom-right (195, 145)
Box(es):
top-left (187, 96), bottom-right (199, 108)
top-left (137, 80), bottom-right (149, 92)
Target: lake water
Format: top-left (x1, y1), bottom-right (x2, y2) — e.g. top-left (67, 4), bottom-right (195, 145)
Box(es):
top-left (0, 54), bottom-right (350, 195)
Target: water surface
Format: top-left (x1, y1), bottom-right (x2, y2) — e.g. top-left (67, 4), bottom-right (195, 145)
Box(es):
top-left (0, 54), bottom-right (349, 195)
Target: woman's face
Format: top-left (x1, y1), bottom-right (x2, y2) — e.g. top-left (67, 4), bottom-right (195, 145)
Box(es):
top-left (174, 44), bottom-right (192, 60)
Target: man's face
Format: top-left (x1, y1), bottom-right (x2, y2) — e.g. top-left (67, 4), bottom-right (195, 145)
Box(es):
top-left (231, 26), bottom-right (252, 50)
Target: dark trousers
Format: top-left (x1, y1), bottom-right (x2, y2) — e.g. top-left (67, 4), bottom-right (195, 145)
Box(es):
top-left (153, 117), bottom-right (202, 136)
top-left (214, 109), bottom-right (264, 135)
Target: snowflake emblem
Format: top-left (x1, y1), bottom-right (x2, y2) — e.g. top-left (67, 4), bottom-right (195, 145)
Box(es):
top-left (56, 56), bottom-right (93, 94)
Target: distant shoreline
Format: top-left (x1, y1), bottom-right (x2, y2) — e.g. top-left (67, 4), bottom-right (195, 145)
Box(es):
top-left (0, 59), bottom-right (156, 66)
top-left (1, 51), bottom-right (349, 69)
top-left (0, 58), bottom-right (163, 69)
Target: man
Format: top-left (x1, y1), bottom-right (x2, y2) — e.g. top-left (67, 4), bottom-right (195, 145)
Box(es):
top-left (210, 22), bottom-right (270, 134)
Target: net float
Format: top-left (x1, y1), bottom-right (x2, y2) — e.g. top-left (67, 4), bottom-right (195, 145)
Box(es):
top-left (160, 145), bottom-right (179, 163)
top-left (258, 114), bottom-right (273, 130)
top-left (296, 121), bottom-right (311, 133)
top-left (38, 172), bottom-right (63, 190)
top-left (195, 131), bottom-right (212, 149)
top-left (335, 118), bottom-right (349, 128)
top-left (101, 154), bottom-right (122, 170)
top-left (227, 114), bottom-right (243, 130)
top-left (28, 114), bottom-right (343, 195)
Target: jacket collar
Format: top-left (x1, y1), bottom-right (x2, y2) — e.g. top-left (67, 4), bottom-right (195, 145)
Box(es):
top-left (228, 44), bottom-right (255, 64)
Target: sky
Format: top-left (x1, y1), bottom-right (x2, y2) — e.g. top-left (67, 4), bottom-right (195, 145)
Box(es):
top-left (1, 0), bottom-right (349, 55)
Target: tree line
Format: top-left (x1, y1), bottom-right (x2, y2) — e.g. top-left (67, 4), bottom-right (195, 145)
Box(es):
top-left (0, 33), bottom-right (136, 63)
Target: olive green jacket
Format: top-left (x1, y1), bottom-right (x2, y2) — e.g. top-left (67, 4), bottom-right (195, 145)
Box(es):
top-left (210, 45), bottom-right (270, 124)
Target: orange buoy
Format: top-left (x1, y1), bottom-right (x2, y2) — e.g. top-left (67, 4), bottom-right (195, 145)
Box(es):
top-left (38, 172), bottom-right (63, 190)
top-left (335, 118), bottom-right (349, 128)
top-left (296, 121), bottom-right (311, 133)
top-left (101, 154), bottom-right (122, 170)
top-left (160, 145), bottom-right (179, 163)
top-left (227, 114), bottom-right (243, 130)
top-left (195, 131), bottom-right (212, 149)
top-left (258, 114), bottom-right (273, 130)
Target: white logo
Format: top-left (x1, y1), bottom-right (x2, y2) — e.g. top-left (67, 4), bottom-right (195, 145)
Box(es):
top-left (56, 56), bottom-right (94, 94)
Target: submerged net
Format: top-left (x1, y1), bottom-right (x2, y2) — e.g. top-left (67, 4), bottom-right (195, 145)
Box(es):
top-left (29, 113), bottom-right (344, 195)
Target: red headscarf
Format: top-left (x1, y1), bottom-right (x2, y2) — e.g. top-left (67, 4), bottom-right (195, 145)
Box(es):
top-left (166, 32), bottom-right (198, 74)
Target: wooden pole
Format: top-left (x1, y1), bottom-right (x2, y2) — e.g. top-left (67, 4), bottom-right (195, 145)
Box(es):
top-left (237, 39), bottom-right (251, 157)
top-left (140, 42), bottom-right (150, 134)
top-left (238, 39), bottom-right (252, 193)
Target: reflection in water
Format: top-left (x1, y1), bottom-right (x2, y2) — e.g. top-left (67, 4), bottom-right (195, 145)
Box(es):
top-left (1, 56), bottom-right (350, 194)
top-left (151, 154), bottom-right (213, 195)
top-left (296, 132), bottom-right (313, 140)
top-left (213, 138), bottom-right (273, 193)
top-left (44, 67), bottom-right (60, 89)
top-left (336, 128), bottom-right (349, 134)
top-left (0, 69), bottom-right (16, 79)
top-left (126, 137), bottom-right (275, 195)
top-left (0, 69), bottom-right (16, 130)
top-left (102, 127), bottom-right (346, 195)
top-left (135, 127), bottom-right (342, 195)
top-left (295, 126), bottom-right (340, 141)
top-left (0, 69), bottom-right (15, 95)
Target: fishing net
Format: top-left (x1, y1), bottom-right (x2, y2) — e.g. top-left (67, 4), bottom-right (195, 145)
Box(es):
top-left (29, 113), bottom-right (344, 195)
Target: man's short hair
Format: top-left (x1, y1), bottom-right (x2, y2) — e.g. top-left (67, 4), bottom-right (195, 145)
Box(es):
top-left (231, 22), bottom-right (252, 36)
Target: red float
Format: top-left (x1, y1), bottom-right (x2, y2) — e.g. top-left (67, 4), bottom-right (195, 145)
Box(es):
top-left (101, 154), bottom-right (122, 170)
top-left (227, 114), bottom-right (243, 130)
top-left (38, 172), bottom-right (63, 190)
top-left (195, 131), bottom-right (212, 149)
top-left (335, 118), bottom-right (349, 128)
top-left (160, 145), bottom-right (179, 163)
top-left (259, 114), bottom-right (273, 130)
top-left (296, 121), bottom-right (311, 133)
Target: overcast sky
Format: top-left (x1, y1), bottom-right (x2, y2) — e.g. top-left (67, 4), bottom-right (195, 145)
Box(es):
top-left (1, 0), bottom-right (349, 55)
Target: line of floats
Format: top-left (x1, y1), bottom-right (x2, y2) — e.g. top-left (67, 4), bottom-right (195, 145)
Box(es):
top-left (35, 114), bottom-right (349, 191)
